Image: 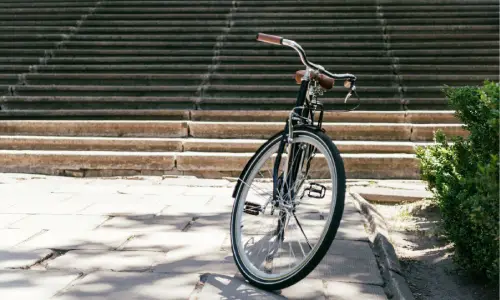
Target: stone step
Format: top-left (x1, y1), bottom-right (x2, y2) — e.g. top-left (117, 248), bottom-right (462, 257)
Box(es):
top-left (10, 85), bottom-right (199, 97)
top-left (0, 2), bottom-right (97, 8)
top-left (232, 18), bottom-right (498, 26)
top-left (8, 84), bottom-right (400, 100)
top-left (0, 109), bottom-right (192, 120)
top-left (0, 8), bottom-right (92, 14)
top-left (39, 40), bottom-right (498, 50)
top-left (31, 64), bottom-right (393, 74)
top-left (0, 136), bottom-right (434, 154)
top-left (60, 40), bottom-right (387, 50)
top-left (400, 74), bottom-right (499, 86)
top-left (10, 73), bottom-right (495, 89)
top-left (42, 56), bottom-right (393, 65)
top-left (175, 152), bottom-right (421, 179)
top-left (0, 120), bottom-right (467, 141)
top-left (19, 73), bottom-right (396, 87)
top-left (96, 7), bottom-right (232, 13)
top-left (389, 33), bottom-right (498, 41)
top-left (187, 121), bottom-right (466, 140)
top-left (0, 150), bottom-right (420, 179)
top-left (0, 74), bottom-right (18, 84)
top-left (103, 0), bottom-right (234, 6)
top-left (0, 14), bottom-right (83, 20)
top-left (46, 48), bottom-right (391, 56)
top-left (0, 20), bottom-right (78, 26)
top-left (70, 33), bottom-right (380, 41)
top-left (233, 8), bottom-right (495, 16)
top-left (350, 186), bottom-right (433, 202)
top-left (396, 56), bottom-right (499, 64)
top-left (0, 1), bottom-right (231, 8)
top-left (0, 108), bottom-right (459, 123)
top-left (54, 32), bottom-right (497, 42)
top-left (398, 64), bottom-right (499, 75)
top-left (28, 47), bottom-right (497, 59)
top-left (0, 96), bottom-right (403, 111)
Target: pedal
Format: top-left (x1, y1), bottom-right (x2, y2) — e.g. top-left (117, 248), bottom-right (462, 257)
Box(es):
top-left (244, 201), bottom-right (261, 215)
top-left (305, 183), bottom-right (326, 199)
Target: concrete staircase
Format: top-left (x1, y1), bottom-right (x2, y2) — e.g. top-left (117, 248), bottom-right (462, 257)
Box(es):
top-left (0, 0), bottom-right (498, 178)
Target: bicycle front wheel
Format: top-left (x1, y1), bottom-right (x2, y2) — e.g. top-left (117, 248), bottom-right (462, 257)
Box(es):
top-left (230, 127), bottom-right (346, 290)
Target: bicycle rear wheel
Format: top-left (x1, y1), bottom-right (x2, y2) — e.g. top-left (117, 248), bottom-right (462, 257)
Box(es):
top-left (230, 127), bottom-right (346, 290)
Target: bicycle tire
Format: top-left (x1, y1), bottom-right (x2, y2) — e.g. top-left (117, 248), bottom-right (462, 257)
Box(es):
top-left (230, 126), bottom-right (346, 291)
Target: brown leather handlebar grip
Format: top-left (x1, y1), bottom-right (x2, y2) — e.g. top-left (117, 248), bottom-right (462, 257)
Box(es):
top-left (256, 33), bottom-right (283, 45)
top-left (295, 70), bottom-right (335, 90)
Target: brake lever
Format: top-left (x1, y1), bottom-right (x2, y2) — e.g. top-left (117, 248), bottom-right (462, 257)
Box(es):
top-left (343, 80), bottom-right (356, 103)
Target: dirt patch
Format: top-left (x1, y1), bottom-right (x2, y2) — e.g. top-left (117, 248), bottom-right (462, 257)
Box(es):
top-left (374, 200), bottom-right (498, 300)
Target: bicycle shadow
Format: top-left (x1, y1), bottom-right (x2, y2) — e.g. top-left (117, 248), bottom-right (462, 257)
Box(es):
top-left (198, 272), bottom-right (287, 300)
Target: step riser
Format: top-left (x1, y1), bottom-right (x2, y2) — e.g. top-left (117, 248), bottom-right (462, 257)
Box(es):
top-left (0, 121), bottom-right (467, 141)
top-left (0, 152), bottom-right (420, 179)
top-left (0, 109), bottom-right (460, 123)
top-left (0, 137), bottom-right (420, 154)
top-left (0, 121), bottom-right (189, 138)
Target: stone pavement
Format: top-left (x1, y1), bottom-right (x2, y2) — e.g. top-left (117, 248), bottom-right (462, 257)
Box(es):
top-left (0, 174), bottom-right (387, 300)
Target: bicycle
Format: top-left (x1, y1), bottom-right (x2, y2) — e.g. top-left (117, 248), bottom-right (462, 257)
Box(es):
top-left (230, 33), bottom-right (360, 290)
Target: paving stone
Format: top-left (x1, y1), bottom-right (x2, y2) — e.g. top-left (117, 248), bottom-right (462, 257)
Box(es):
top-left (0, 270), bottom-right (79, 300)
top-left (122, 231), bottom-right (226, 253)
top-left (0, 214), bottom-right (28, 228)
top-left (115, 184), bottom-right (185, 196)
top-left (97, 215), bottom-right (181, 232)
top-left (57, 182), bottom-right (130, 195)
top-left (51, 182), bottom-right (94, 194)
top-left (17, 229), bottom-right (132, 251)
top-left (311, 240), bottom-right (383, 285)
top-left (0, 248), bottom-right (52, 269)
top-left (336, 217), bottom-right (369, 241)
top-left (0, 228), bottom-right (44, 249)
top-left (54, 271), bottom-right (199, 300)
top-left (0, 183), bottom-right (57, 196)
top-left (187, 211), bottom-right (232, 233)
top-left (147, 194), bottom-right (214, 207)
top-left (159, 196), bottom-right (230, 232)
top-left (47, 250), bottom-right (167, 272)
top-left (153, 250), bottom-right (237, 275)
top-left (0, 201), bottom-right (16, 212)
top-left (9, 215), bottom-right (108, 230)
top-left (197, 273), bottom-right (285, 299)
top-left (325, 281), bottom-right (387, 300)
top-left (77, 200), bottom-right (168, 216)
top-left (160, 178), bottom-right (232, 187)
top-left (67, 193), bottom-right (142, 203)
top-left (279, 278), bottom-right (327, 300)
top-left (4, 197), bottom-right (93, 215)
top-left (1, 192), bottom-right (72, 208)
top-left (182, 186), bottom-right (234, 197)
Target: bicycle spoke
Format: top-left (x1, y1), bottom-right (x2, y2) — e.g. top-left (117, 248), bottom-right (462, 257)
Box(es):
top-left (293, 213), bottom-right (313, 251)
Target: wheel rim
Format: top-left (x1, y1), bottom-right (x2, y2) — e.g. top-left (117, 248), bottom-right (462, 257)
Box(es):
top-left (233, 132), bottom-right (338, 283)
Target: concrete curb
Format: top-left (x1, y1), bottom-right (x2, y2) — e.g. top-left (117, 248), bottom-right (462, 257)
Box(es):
top-left (350, 192), bottom-right (415, 300)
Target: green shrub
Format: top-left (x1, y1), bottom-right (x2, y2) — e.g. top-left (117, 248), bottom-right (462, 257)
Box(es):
top-left (416, 81), bottom-right (499, 281)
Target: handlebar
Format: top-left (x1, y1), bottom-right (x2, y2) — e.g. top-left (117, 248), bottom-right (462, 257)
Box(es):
top-left (256, 33), bottom-right (357, 82)
top-left (256, 33), bottom-right (283, 46)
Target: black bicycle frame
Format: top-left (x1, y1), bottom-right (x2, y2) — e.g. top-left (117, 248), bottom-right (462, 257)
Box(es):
top-left (272, 79), bottom-right (311, 202)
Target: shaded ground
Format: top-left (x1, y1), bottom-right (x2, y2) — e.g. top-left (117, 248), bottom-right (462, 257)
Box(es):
top-left (375, 200), bottom-right (499, 300)
top-left (0, 173), bottom-right (386, 299)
